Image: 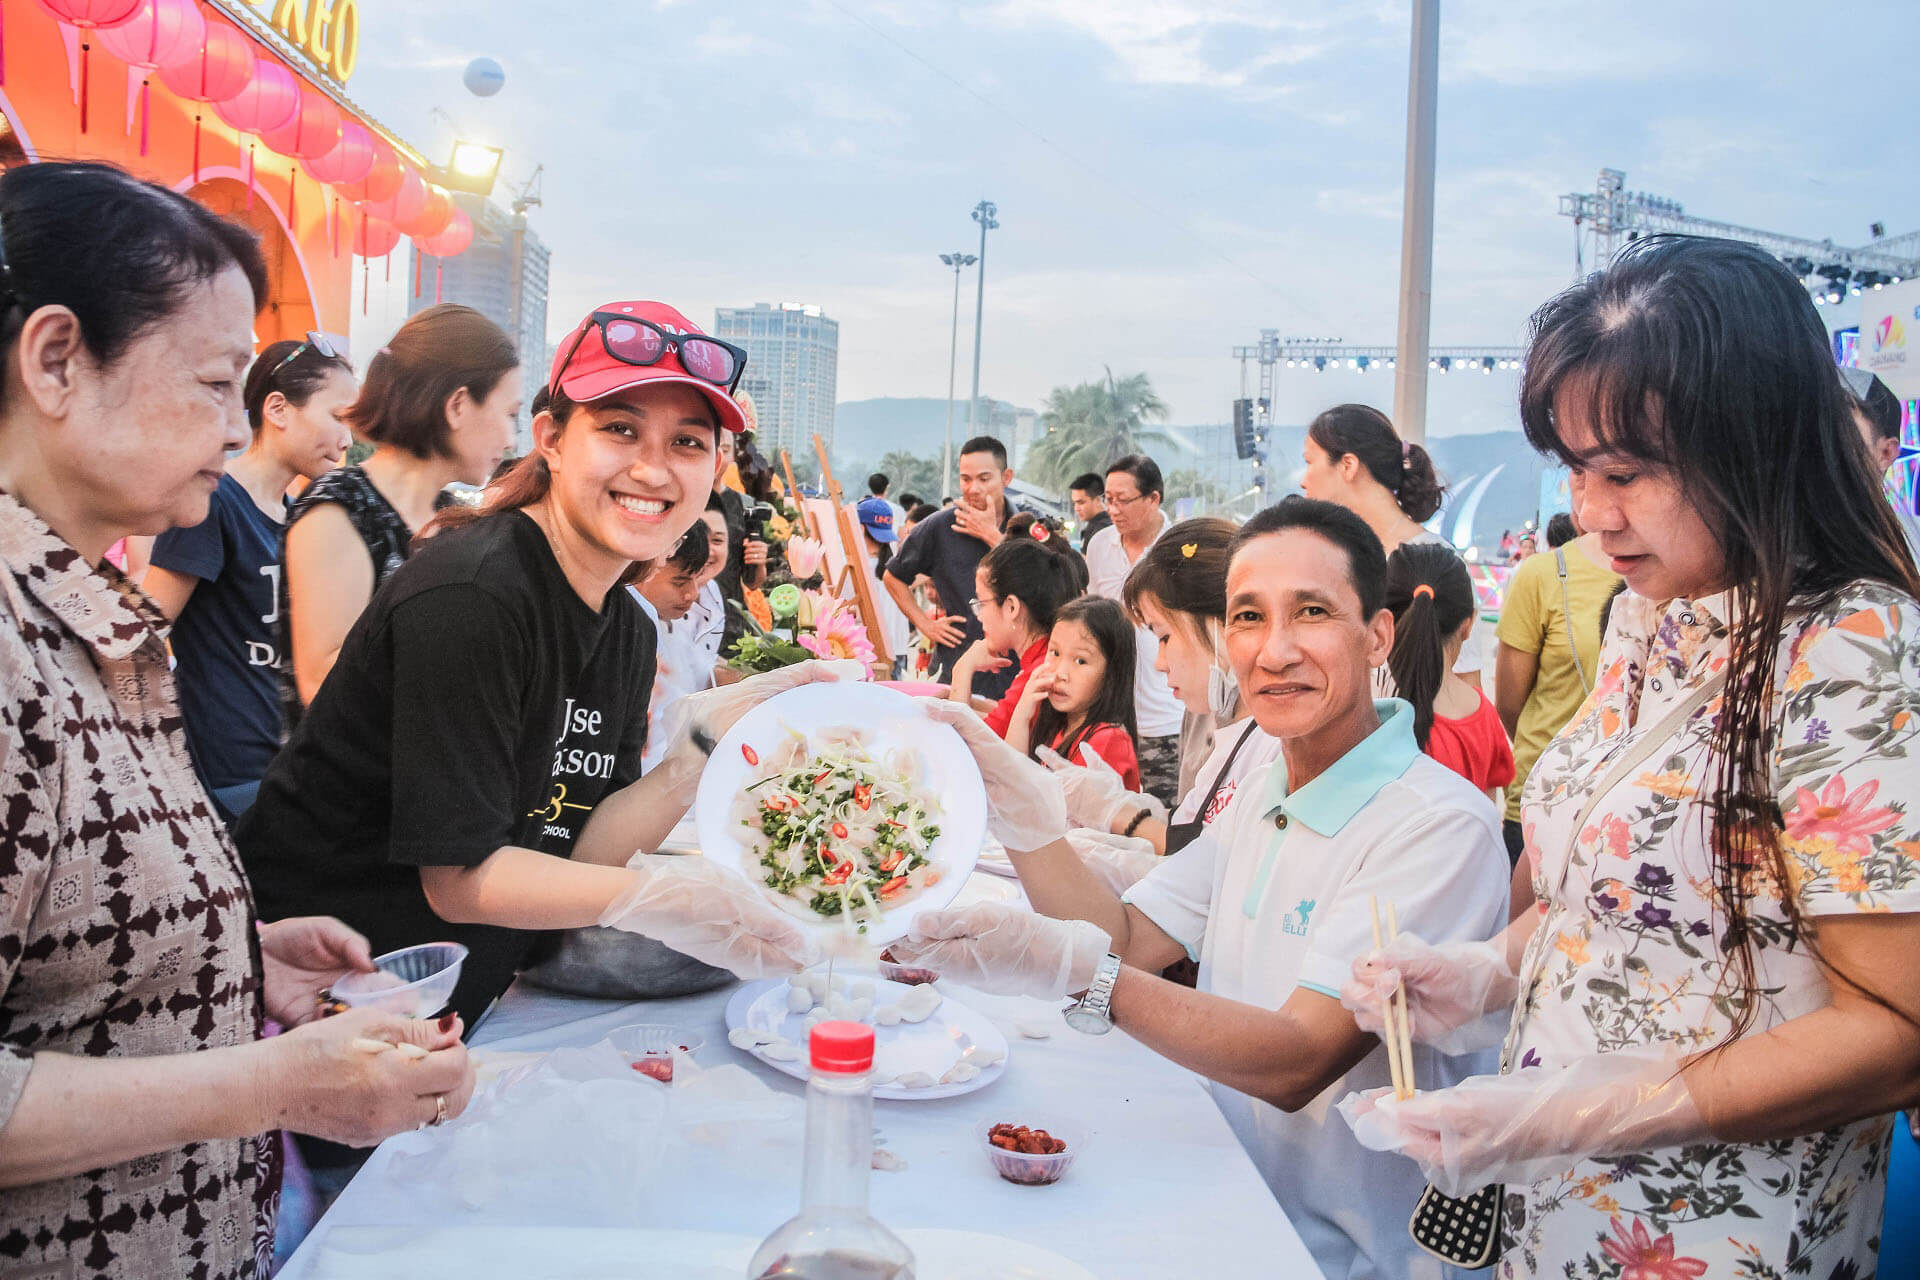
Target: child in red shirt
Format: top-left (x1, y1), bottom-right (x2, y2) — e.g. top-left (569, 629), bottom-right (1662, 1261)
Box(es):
top-left (1005, 596), bottom-right (1141, 790)
top-left (1383, 543), bottom-right (1515, 801)
top-left (947, 522), bottom-right (1084, 737)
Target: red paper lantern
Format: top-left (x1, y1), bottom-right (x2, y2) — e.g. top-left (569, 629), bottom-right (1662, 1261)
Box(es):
top-left (39, 0), bottom-right (145, 132)
top-left (342, 136), bottom-right (403, 205)
top-left (352, 212), bottom-right (399, 258)
top-left (362, 164), bottom-right (426, 229)
top-left (396, 184), bottom-right (452, 239)
top-left (260, 87), bottom-right (340, 160)
top-left (212, 57), bottom-right (298, 135)
top-left (306, 118), bottom-right (375, 186)
top-left (415, 206), bottom-right (473, 258)
top-left (156, 18), bottom-right (251, 102)
top-left (99, 0), bottom-right (205, 154)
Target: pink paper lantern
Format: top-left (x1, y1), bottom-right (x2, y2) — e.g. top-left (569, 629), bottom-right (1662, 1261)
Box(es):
top-left (415, 207), bottom-right (473, 258)
top-left (362, 164), bottom-right (426, 229)
top-left (352, 212), bottom-right (400, 259)
top-left (342, 136), bottom-right (403, 205)
top-left (39, 0), bottom-right (146, 131)
top-left (156, 18), bottom-right (251, 103)
top-left (305, 118), bottom-right (374, 186)
top-left (396, 184), bottom-right (452, 239)
top-left (259, 87), bottom-right (340, 160)
top-left (212, 56), bottom-right (297, 134)
top-left (99, 0), bottom-right (206, 154)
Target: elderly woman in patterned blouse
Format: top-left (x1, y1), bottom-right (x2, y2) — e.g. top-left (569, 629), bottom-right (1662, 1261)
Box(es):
top-left (0, 162), bottom-right (474, 1280)
top-left (1341, 236), bottom-right (1920, 1278)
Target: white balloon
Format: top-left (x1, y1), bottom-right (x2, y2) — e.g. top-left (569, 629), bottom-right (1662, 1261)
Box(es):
top-left (463, 57), bottom-right (506, 97)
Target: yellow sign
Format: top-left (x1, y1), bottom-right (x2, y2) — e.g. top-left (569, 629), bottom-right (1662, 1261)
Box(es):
top-left (257, 0), bottom-right (360, 84)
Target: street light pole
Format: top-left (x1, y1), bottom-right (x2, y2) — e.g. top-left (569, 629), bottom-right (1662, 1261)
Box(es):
top-left (1392, 0), bottom-right (1440, 445)
top-left (939, 252), bottom-right (977, 500)
top-left (966, 200), bottom-right (998, 439)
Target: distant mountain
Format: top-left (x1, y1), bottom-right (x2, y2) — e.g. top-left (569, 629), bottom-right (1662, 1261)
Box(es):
top-left (833, 398), bottom-right (971, 464)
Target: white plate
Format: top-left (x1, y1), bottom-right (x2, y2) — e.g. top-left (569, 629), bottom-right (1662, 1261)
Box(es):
top-left (949, 871), bottom-right (1020, 910)
top-left (725, 976), bottom-right (1008, 1101)
top-left (694, 683), bottom-right (986, 948)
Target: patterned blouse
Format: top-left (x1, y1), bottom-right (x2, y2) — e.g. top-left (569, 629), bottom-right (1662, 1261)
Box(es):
top-left (0, 492), bottom-right (277, 1279)
top-left (1502, 581), bottom-right (1920, 1279)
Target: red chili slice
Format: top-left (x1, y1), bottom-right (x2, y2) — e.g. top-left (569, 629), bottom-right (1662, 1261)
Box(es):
top-left (818, 845), bottom-right (836, 866)
top-left (822, 863), bottom-right (852, 887)
top-left (741, 744), bottom-right (759, 766)
top-left (853, 785), bottom-right (872, 810)
top-left (813, 770), bottom-right (833, 788)
top-left (879, 851), bottom-right (904, 873)
top-left (831, 822), bottom-right (849, 840)
top-left (878, 875), bottom-right (909, 896)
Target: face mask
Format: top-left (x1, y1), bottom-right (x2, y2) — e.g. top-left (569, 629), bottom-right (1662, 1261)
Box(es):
top-left (1205, 623), bottom-right (1239, 719)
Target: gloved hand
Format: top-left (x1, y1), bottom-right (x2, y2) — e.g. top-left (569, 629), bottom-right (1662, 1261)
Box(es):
top-left (885, 901), bottom-right (1109, 1000)
top-left (1066, 828), bottom-right (1161, 896)
top-left (664, 659), bottom-right (867, 760)
top-left (919, 698), bottom-right (1068, 852)
top-left (1337, 1049), bottom-right (1703, 1197)
top-left (599, 854), bottom-right (821, 977)
top-left (1339, 934), bottom-right (1518, 1055)
top-left (1036, 741), bottom-right (1168, 833)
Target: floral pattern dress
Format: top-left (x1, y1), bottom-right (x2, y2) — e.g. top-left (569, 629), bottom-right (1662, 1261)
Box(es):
top-left (1502, 581), bottom-right (1920, 1280)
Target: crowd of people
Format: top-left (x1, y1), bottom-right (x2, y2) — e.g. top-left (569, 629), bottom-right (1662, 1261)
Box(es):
top-left (2, 159), bottom-right (1918, 1280)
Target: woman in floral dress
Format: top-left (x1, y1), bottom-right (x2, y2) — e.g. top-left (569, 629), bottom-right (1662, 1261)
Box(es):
top-left (1341, 235), bottom-right (1920, 1278)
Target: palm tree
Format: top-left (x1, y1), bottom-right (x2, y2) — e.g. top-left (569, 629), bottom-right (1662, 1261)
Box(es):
top-left (1024, 369), bottom-right (1173, 490)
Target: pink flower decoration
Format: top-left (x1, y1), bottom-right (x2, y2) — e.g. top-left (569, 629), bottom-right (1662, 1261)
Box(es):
top-left (787, 536), bottom-right (825, 580)
top-left (1783, 775), bottom-right (1900, 857)
top-left (1599, 1216), bottom-right (1707, 1280)
top-left (799, 597), bottom-right (876, 666)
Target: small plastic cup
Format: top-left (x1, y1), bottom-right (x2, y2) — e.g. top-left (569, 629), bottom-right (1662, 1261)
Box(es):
top-left (606, 1023), bottom-right (705, 1083)
top-left (329, 942), bottom-right (468, 1019)
top-left (877, 948), bottom-right (939, 987)
top-left (984, 1120), bottom-right (1081, 1186)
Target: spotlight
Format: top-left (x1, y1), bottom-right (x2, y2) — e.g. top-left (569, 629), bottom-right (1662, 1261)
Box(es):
top-left (1482, 357), bottom-right (1495, 374)
top-left (1314, 356), bottom-right (1327, 372)
top-left (441, 140), bottom-right (504, 195)
top-left (1349, 358), bottom-right (1360, 369)
top-left (1437, 357), bottom-right (1451, 375)
top-left (1357, 356), bottom-right (1370, 371)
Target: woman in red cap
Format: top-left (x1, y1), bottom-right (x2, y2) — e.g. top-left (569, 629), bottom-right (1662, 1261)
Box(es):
top-left (236, 302), bottom-right (847, 1196)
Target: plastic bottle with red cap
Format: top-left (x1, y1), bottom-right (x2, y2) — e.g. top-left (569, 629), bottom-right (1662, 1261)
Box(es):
top-left (747, 1021), bottom-right (915, 1279)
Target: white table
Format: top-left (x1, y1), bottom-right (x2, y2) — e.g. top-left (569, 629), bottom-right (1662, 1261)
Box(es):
top-left (278, 970), bottom-right (1321, 1279)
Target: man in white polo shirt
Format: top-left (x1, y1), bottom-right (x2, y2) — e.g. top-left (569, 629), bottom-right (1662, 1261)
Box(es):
top-left (894, 497), bottom-right (1509, 1280)
top-left (1085, 454), bottom-right (1183, 809)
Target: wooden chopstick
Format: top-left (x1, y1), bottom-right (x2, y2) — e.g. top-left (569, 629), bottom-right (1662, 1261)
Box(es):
top-left (1368, 895), bottom-right (1410, 1101)
top-left (1385, 902), bottom-right (1415, 1099)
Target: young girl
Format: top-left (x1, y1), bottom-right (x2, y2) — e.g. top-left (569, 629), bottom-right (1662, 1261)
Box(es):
top-left (1382, 541), bottom-right (1513, 802)
top-left (1006, 595), bottom-right (1141, 790)
top-left (141, 334), bottom-right (356, 822)
top-left (948, 521), bottom-right (1083, 732)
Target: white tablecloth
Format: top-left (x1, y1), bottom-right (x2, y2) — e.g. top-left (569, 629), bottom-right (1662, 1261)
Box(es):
top-left (277, 968), bottom-right (1320, 1280)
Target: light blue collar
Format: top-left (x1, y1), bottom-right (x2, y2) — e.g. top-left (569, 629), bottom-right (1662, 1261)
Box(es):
top-left (1258, 699), bottom-right (1422, 837)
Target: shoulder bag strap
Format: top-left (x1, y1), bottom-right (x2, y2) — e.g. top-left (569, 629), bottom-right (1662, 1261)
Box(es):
top-left (1555, 546), bottom-right (1592, 695)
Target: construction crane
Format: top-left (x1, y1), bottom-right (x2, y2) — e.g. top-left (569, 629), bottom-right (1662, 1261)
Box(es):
top-left (1559, 168), bottom-right (1920, 301)
top-left (505, 164), bottom-right (545, 376)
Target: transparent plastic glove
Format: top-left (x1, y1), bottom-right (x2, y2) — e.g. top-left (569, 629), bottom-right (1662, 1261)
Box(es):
top-left (885, 901), bottom-right (1109, 1000)
top-left (1066, 828), bottom-right (1161, 896)
top-left (599, 854), bottom-right (821, 977)
top-left (1337, 1049), bottom-right (1704, 1197)
top-left (665, 659), bottom-right (866, 759)
top-left (1339, 934), bottom-right (1517, 1055)
top-left (918, 698), bottom-right (1068, 851)
top-left (1036, 742), bottom-right (1168, 833)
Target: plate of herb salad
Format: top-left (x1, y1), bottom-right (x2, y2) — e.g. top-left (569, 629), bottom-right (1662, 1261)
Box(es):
top-left (693, 682), bottom-right (987, 947)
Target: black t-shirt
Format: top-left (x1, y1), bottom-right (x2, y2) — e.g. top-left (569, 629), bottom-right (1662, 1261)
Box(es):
top-left (148, 474), bottom-right (286, 791)
top-left (236, 510), bottom-right (654, 1027)
top-left (883, 502), bottom-right (1014, 698)
top-left (713, 486), bottom-right (749, 650)
top-left (1078, 510), bottom-right (1112, 553)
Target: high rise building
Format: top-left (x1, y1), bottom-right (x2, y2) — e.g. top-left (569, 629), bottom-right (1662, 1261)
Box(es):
top-left (713, 303), bottom-right (839, 461)
top-left (410, 191), bottom-right (549, 453)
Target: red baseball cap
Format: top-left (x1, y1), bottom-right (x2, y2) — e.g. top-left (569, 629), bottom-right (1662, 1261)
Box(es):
top-left (548, 301), bottom-right (750, 434)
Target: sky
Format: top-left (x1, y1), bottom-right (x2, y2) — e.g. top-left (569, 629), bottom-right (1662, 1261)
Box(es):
top-left (342, 0), bottom-right (1920, 441)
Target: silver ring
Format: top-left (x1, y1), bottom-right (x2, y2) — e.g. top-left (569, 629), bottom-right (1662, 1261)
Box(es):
top-left (431, 1093), bottom-right (448, 1127)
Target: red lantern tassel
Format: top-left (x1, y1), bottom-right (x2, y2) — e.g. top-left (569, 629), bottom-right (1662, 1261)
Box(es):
top-left (246, 142), bottom-right (254, 210)
top-left (288, 165), bottom-right (296, 233)
top-left (138, 79), bottom-right (151, 156)
top-left (330, 196), bottom-right (339, 257)
top-left (79, 41), bottom-right (90, 134)
top-left (3, 6), bottom-right (9, 86)
top-left (435, 261), bottom-right (443, 303)
top-left (362, 257), bottom-right (369, 316)
top-left (384, 251), bottom-right (391, 284)
top-left (413, 247), bottom-right (422, 298)
top-left (192, 113), bottom-right (201, 181)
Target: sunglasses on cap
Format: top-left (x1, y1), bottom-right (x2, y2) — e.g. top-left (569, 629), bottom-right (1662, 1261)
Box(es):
top-left (271, 330), bottom-right (343, 380)
top-left (556, 312), bottom-right (748, 394)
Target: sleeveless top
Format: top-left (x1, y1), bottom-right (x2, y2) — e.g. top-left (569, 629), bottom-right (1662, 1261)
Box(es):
top-left (279, 466), bottom-right (412, 729)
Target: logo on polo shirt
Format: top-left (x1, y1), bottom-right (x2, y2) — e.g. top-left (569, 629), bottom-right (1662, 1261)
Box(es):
top-left (1282, 898), bottom-right (1315, 937)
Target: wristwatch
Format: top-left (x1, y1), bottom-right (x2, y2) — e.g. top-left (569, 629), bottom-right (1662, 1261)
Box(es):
top-left (1063, 953), bottom-right (1123, 1035)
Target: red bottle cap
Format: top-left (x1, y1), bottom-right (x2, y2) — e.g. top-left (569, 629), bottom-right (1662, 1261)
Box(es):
top-left (809, 1021), bottom-right (875, 1073)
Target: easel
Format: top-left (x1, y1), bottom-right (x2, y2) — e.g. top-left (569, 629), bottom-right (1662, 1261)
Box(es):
top-left (812, 433), bottom-right (893, 672)
top-left (778, 449), bottom-right (824, 542)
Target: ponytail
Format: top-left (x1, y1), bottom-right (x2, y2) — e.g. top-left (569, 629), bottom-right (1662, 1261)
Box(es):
top-left (1307, 403), bottom-right (1447, 522)
top-left (1382, 542), bottom-right (1475, 748)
